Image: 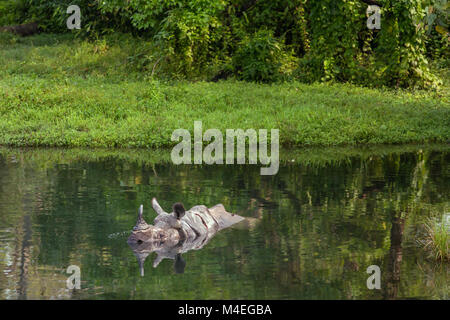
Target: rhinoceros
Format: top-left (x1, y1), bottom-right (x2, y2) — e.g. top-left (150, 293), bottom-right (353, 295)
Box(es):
top-left (128, 198), bottom-right (245, 275)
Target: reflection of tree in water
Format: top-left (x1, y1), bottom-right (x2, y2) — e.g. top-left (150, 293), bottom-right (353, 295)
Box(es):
top-left (17, 214), bottom-right (32, 300)
top-left (383, 151), bottom-right (429, 299)
top-left (0, 155), bottom-right (31, 299)
top-left (383, 213), bottom-right (405, 300)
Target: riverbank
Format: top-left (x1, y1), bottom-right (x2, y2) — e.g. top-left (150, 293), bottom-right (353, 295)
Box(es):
top-left (0, 33), bottom-right (449, 148)
top-left (1, 144), bottom-right (449, 168)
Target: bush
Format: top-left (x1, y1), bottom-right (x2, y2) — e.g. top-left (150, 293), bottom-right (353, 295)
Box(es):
top-left (420, 215), bottom-right (449, 261)
top-left (373, 0), bottom-right (441, 89)
top-left (0, 0), bottom-right (133, 36)
top-left (423, 0), bottom-right (449, 60)
top-left (0, 0), bottom-right (29, 26)
top-left (232, 30), bottom-right (296, 82)
top-left (1, 0), bottom-right (447, 88)
top-left (298, 0), bottom-right (369, 84)
top-left (100, 0), bottom-right (230, 76)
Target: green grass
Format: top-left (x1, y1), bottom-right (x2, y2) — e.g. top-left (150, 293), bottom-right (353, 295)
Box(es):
top-left (422, 216), bottom-right (449, 261)
top-left (0, 33), bottom-right (449, 148)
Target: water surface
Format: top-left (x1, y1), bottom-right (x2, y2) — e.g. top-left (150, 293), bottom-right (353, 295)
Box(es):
top-left (0, 146), bottom-right (448, 299)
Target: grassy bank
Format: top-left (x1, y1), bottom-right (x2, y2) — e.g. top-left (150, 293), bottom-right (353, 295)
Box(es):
top-left (0, 33), bottom-right (449, 148)
top-left (2, 144), bottom-right (449, 168)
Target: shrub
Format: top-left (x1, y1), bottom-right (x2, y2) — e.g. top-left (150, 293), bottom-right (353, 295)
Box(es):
top-left (372, 0), bottom-right (441, 89)
top-left (0, 0), bottom-right (29, 26)
top-left (423, 0), bottom-right (449, 60)
top-left (1, 0), bottom-right (132, 36)
top-left (297, 1), bottom-right (374, 84)
top-left (100, 0), bottom-right (230, 76)
top-left (419, 215), bottom-right (449, 261)
top-left (1, 0), bottom-right (446, 88)
top-left (232, 30), bottom-right (296, 82)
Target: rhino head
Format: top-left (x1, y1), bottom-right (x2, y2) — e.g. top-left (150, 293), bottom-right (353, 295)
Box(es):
top-left (128, 199), bottom-right (186, 245)
top-left (128, 198), bottom-right (245, 275)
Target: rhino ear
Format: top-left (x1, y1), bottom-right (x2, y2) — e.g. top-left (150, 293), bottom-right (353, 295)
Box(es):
top-left (173, 203), bottom-right (186, 219)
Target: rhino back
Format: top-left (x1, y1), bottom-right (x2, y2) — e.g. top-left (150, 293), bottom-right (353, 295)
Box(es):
top-left (208, 204), bottom-right (245, 230)
top-left (181, 205), bottom-right (219, 237)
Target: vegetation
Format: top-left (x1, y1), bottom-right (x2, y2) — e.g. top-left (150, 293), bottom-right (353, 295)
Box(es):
top-left (0, 34), bottom-right (448, 148)
top-left (420, 216), bottom-right (449, 261)
top-left (0, 0), bottom-right (448, 87)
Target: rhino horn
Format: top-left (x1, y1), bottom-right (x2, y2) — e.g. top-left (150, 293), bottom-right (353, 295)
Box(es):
top-left (133, 205), bottom-right (150, 231)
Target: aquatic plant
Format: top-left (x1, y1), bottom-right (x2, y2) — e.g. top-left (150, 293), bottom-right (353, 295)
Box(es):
top-left (420, 214), bottom-right (449, 261)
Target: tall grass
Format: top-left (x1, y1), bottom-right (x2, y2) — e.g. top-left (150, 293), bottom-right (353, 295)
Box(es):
top-left (421, 215), bottom-right (449, 261)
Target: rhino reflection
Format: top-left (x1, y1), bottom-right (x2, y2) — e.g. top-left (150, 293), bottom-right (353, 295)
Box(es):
top-left (128, 198), bottom-right (245, 275)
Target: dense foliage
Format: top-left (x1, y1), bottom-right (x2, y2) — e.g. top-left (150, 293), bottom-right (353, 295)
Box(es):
top-left (0, 0), bottom-right (448, 87)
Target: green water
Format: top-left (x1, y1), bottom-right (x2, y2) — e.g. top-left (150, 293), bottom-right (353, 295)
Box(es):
top-left (0, 146), bottom-right (448, 300)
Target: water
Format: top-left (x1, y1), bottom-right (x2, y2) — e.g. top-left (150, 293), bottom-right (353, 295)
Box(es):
top-left (0, 146), bottom-right (448, 300)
